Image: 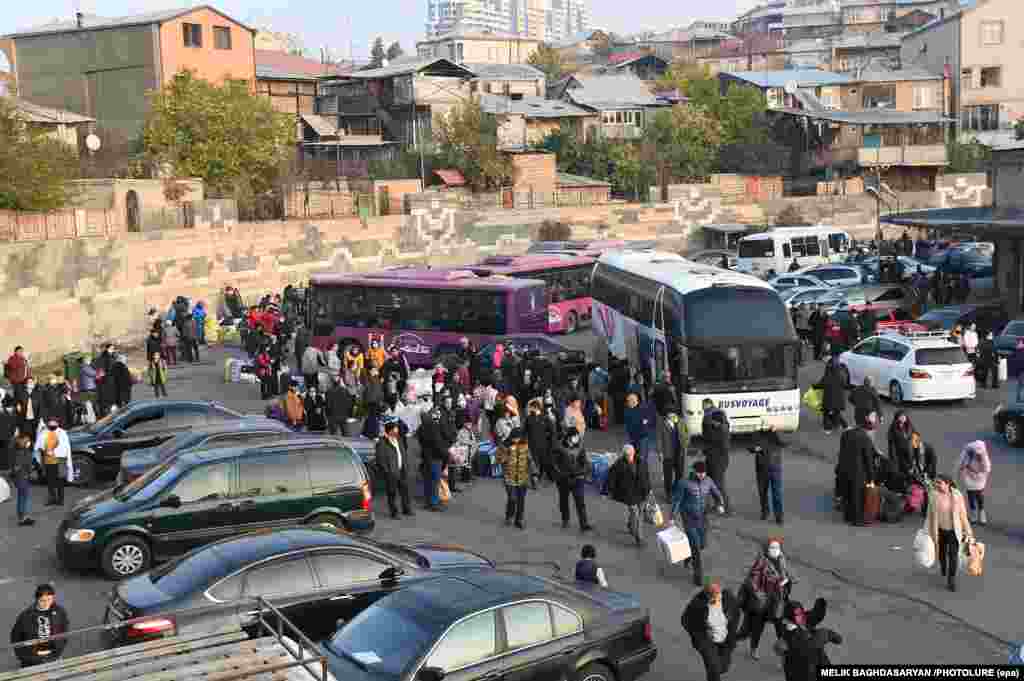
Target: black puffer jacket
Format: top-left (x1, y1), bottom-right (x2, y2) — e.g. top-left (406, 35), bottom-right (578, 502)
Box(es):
top-left (551, 442), bottom-right (587, 482)
top-left (682, 589), bottom-right (740, 651)
top-left (607, 456), bottom-right (649, 506)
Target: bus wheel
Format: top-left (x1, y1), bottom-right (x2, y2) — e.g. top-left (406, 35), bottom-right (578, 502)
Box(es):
top-left (566, 311), bottom-right (579, 334)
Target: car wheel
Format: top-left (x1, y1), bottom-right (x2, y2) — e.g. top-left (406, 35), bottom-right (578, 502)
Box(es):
top-left (576, 662), bottom-right (614, 681)
top-left (890, 381), bottom-right (903, 405)
top-left (308, 513), bottom-right (346, 530)
top-left (102, 536), bottom-right (152, 580)
top-left (1005, 418), bottom-right (1022, 447)
top-left (839, 366), bottom-right (851, 388)
top-left (566, 311), bottom-right (579, 334)
top-left (74, 456), bottom-right (96, 488)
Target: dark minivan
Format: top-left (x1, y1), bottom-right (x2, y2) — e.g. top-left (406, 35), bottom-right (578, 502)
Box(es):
top-left (58, 437), bottom-right (374, 579)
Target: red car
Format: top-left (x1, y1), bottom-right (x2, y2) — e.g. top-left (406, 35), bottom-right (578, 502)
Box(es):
top-left (825, 305), bottom-right (927, 342)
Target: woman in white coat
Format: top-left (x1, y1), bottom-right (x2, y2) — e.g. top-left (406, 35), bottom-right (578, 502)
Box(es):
top-left (924, 475), bottom-right (974, 592)
top-left (958, 440), bottom-right (991, 525)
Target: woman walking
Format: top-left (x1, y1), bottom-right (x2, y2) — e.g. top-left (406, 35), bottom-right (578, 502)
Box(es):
top-left (957, 440), bottom-right (991, 525)
top-left (498, 428), bottom-right (532, 529)
top-left (924, 475), bottom-right (974, 592)
top-left (737, 537), bottom-right (797, 659)
top-left (147, 352), bottom-right (169, 398)
top-left (10, 434), bottom-right (35, 526)
top-left (820, 360), bottom-right (847, 435)
top-left (494, 396), bottom-right (521, 445)
top-left (887, 411), bottom-right (914, 489)
top-left (682, 578), bottom-right (741, 681)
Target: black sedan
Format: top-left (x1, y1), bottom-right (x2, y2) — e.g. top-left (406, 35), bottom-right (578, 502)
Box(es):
top-left (49, 400), bottom-right (242, 486)
top-left (315, 569), bottom-right (657, 681)
top-left (915, 304), bottom-right (1008, 337)
top-left (993, 382), bottom-right (1024, 446)
top-left (104, 527), bottom-right (494, 646)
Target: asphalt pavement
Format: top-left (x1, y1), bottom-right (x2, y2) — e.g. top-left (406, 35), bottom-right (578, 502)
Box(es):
top-left (0, 338), bottom-right (1020, 677)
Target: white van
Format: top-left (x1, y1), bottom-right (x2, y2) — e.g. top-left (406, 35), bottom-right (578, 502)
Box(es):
top-left (736, 226), bottom-right (850, 277)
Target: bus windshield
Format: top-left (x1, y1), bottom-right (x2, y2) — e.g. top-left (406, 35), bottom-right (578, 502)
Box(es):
top-left (738, 240), bottom-right (774, 258)
top-left (685, 344), bottom-right (797, 393)
top-left (683, 287), bottom-right (795, 343)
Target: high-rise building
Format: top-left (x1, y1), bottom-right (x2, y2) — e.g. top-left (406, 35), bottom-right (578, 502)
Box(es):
top-left (425, 0), bottom-right (588, 43)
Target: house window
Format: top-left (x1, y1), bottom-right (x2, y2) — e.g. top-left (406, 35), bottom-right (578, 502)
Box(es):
top-left (484, 82), bottom-right (492, 93)
top-left (980, 21), bottom-right (1003, 46)
top-left (913, 85), bottom-right (932, 109)
top-left (960, 68), bottom-right (973, 91)
top-left (214, 26), bottom-right (232, 50)
top-left (183, 23), bottom-right (202, 48)
top-left (961, 104), bottom-right (1001, 131)
top-left (457, 43), bottom-right (464, 62)
top-left (980, 67), bottom-right (1001, 88)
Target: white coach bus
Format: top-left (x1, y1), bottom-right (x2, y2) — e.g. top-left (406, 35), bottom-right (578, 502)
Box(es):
top-left (736, 226), bottom-right (851, 276)
top-left (592, 250), bottom-right (801, 434)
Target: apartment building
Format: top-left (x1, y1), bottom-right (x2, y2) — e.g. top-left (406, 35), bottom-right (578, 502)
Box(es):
top-left (782, 0), bottom-right (842, 41)
top-left (1, 5), bottom-right (255, 142)
top-left (840, 0), bottom-right (955, 34)
top-left (424, 0), bottom-right (588, 44)
top-left (900, 0), bottom-right (1023, 145)
top-left (417, 28), bottom-right (541, 64)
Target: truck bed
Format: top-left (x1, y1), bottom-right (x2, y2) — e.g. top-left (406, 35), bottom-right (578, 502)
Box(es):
top-left (0, 630), bottom-right (334, 681)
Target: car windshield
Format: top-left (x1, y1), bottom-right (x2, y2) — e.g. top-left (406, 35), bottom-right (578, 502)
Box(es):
top-left (80, 412), bottom-right (117, 434)
top-left (154, 432), bottom-right (194, 460)
top-left (1003, 322), bottom-right (1024, 336)
top-left (114, 459), bottom-right (178, 501)
top-left (148, 546), bottom-right (225, 597)
top-left (327, 602), bottom-right (436, 678)
top-left (915, 348), bottom-right (968, 365)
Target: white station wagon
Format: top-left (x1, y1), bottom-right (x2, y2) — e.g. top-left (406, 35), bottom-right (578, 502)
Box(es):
top-left (838, 330), bottom-right (976, 405)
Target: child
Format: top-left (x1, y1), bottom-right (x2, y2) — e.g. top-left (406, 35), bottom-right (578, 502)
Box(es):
top-left (575, 544), bottom-right (608, 587)
top-left (147, 352), bottom-right (168, 398)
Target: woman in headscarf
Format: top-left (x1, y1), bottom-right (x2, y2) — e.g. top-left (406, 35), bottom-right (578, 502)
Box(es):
top-left (886, 410), bottom-right (914, 489)
top-left (737, 537), bottom-right (798, 660)
top-left (957, 440), bottom-right (991, 525)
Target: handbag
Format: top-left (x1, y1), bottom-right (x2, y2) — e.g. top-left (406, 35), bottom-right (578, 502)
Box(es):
top-left (438, 478), bottom-right (451, 504)
top-left (966, 540), bottom-right (985, 577)
top-left (643, 491), bottom-right (662, 525)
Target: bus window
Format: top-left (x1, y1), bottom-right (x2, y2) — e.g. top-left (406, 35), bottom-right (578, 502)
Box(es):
top-left (783, 242), bottom-right (791, 258)
top-left (738, 240), bottom-right (774, 258)
top-left (828, 233), bottom-right (848, 253)
top-left (806, 238), bottom-right (821, 257)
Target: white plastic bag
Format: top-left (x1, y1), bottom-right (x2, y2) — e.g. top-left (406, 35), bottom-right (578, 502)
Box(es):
top-left (656, 525), bottom-right (691, 564)
top-left (0, 475), bottom-right (10, 503)
top-left (913, 528), bottom-right (935, 569)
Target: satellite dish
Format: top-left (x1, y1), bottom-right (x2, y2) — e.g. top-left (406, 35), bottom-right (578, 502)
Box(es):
top-left (783, 80), bottom-right (798, 95)
top-left (85, 134), bottom-right (101, 152)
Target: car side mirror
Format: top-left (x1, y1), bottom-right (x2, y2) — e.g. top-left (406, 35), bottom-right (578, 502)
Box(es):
top-left (419, 668), bottom-right (445, 681)
top-left (161, 495), bottom-right (182, 509)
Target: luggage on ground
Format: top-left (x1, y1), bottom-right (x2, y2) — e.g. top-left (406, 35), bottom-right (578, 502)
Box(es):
top-left (862, 483), bottom-right (881, 524)
top-left (656, 525), bottom-right (691, 565)
top-left (913, 528), bottom-right (935, 568)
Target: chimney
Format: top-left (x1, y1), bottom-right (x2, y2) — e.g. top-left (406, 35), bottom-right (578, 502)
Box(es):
top-left (75, 12), bottom-right (83, 28)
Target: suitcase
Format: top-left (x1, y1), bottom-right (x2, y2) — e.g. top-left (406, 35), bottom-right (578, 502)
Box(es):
top-left (863, 484), bottom-right (881, 525)
top-left (656, 525), bottom-right (691, 565)
top-left (880, 487), bottom-right (904, 523)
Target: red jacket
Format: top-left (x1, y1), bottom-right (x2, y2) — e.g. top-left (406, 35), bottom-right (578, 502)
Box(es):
top-left (3, 354), bottom-right (29, 384)
top-left (256, 352), bottom-right (273, 377)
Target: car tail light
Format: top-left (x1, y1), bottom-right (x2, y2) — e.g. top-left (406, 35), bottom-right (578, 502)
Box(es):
top-left (643, 621), bottom-right (653, 643)
top-left (909, 369), bottom-right (931, 379)
top-left (361, 481), bottom-right (372, 512)
top-left (963, 367), bottom-right (974, 377)
top-left (126, 617), bottom-right (175, 639)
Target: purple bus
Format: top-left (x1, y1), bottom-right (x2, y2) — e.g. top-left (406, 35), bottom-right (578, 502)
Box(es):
top-left (307, 267), bottom-right (548, 366)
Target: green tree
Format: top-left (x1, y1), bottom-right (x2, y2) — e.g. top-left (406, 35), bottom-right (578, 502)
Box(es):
top-left (142, 70), bottom-right (295, 200)
top-left (644, 104), bottom-right (722, 198)
top-left (0, 97), bottom-right (78, 210)
top-left (434, 100), bottom-right (512, 191)
top-left (685, 78), bottom-right (767, 146)
top-left (370, 37), bottom-right (386, 68)
top-left (655, 60), bottom-right (710, 94)
top-left (386, 42), bottom-right (404, 61)
top-left (946, 139), bottom-right (991, 173)
top-left (527, 44), bottom-right (565, 81)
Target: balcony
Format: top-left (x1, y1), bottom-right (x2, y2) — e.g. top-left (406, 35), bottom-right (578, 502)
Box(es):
top-left (857, 145), bottom-right (946, 166)
top-left (599, 124), bottom-right (644, 140)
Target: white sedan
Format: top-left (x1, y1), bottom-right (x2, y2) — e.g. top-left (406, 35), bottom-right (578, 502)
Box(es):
top-left (838, 332), bottom-right (976, 405)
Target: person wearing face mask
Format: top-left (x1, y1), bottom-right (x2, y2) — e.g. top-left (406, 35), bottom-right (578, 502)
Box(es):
top-left (34, 417), bottom-right (71, 506)
top-left (497, 428), bottom-right (532, 529)
top-left (836, 411), bottom-right (877, 526)
top-left (11, 433), bottom-right (36, 525)
top-left (672, 461), bottom-right (725, 586)
top-left (701, 398), bottom-right (732, 515)
top-left (15, 379), bottom-right (42, 440)
top-left (737, 537), bottom-right (797, 660)
top-left (552, 427), bottom-right (591, 531)
top-left (682, 578), bottom-right (740, 681)
top-left (9, 584), bottom-right (69, 668)
top-left (774, 600), bottom-right (841, 681)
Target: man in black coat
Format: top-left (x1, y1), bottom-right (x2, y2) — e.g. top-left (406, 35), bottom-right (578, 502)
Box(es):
top-left (775, 600), bottom-right (842, 681)
top-left (608, 444), bottom-right (650, 544)
top-left (837, 412), bottom-right (877, 526)
top-left (682, 579), bottom-right (741, 681)
top-left (376, 420), bottom-right (413, 518)
top-left (848, 376), bottom-right (882, 427)
top-left (112, 355), bottom-right (133, 408)
top-left (326, 376), bottom-right (353, 435)
top-left (820, 361), bottom-right (847, 434)
top-left (9, 584), bottom-right (69, 668)
top-left (551, 427), bottom-right (590, 531)
top-left (976, 331), bottom-right (999, 388)
top-left (810, 304), bottom-right (828, 360)
top-left (701, 399), bottom-right (732, 515)
top-left (417, 408), bottom-right (448, 511)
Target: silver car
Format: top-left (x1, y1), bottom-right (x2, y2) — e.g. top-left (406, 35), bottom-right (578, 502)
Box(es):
top-left (769, 274), bottom-right (831, 291)
top-left (799, 264), bottom-right (871, 287)
top-left (782, 286), bottom-right (834, 308)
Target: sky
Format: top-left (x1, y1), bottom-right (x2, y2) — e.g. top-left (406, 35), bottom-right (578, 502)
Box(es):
top-left (2, 0), bottom-right (759, 64)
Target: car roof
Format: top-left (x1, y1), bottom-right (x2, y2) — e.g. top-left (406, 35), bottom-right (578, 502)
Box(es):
top-left (180, 437), bottom-right (358, 466)
top-left (383, 570), bottom-right (558, 625)
top-left (872, 331), bottom-right (960, 348)
top-left (122, 399), bottom-right (239, 414)
top-left (177, 418), bottom-right (290, 437)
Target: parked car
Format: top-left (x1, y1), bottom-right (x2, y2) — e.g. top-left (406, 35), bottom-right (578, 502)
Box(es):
top-left (824, 306), bottom-right (927, 343)
top-left (993, 382), bottom-right (1024, 446)
top-left (838, 331), bottom-right (975, 405)
top-left (782, 286), bottom-right (834, 308)
top-left (313, 569), bottom-right (657, 681)
top-left (471, 335), bottom-right (587, 379)
top-left (928, 247), bottom-right (991, 274)
top-left (118, 419), bottom-right (291, 484)
top-left (50, 400), bottom-right (244, 487)
top-left (994, 319), bottom-right (1024, 357)
top-left (858, 256), bottom-right (936, 282)
top-left (103, 527), bottom-right (494, 645)
top-left (768, 273), bottom-right (831, 291)
top-left (58, 437), bottom-right (375, 579)
top-left (915, 303), bottom-right (1008, 336)
top-left (800, 264), bottom-right (874, 287)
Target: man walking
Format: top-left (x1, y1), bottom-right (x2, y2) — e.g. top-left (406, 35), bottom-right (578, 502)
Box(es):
top-left (376, 419), bottom-right (413, 518)
top-left (701, 399), bottom-right (732, 515)
top-left (608, 444), bottom-right (650, 545)
top-left (672, 461), bottom-right (725, 586)
top-left (658, 411), bottom-right (688, 501)
top-left (9, 584), bottom-right (69, 668)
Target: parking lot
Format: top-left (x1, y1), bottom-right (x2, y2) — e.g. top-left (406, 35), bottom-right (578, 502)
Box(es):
top-left (1, 338), bottom-right (1021, 676)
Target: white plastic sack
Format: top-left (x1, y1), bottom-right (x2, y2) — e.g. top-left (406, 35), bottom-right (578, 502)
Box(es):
top-left (998, 357), bottom-right (1008, 383)
top-left (913, 528), bottom-right (935, 569)
top-left (656, 525), bottom-right (691, 565)
top-left (0, 475), bottom-right (10, 503)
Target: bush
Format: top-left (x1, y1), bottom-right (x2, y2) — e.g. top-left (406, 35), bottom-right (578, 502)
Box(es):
top-left (774, 204), bottom-right (809, 227)
top-left (537, 220), bottom-right (572, 241)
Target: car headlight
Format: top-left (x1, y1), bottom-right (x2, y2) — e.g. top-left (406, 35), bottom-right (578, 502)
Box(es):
top-left (65, 529), bottom-right (95, 543)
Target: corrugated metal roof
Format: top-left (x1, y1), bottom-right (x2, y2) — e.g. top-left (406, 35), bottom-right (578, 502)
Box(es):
top-left (464, 63), bottom-right (544, 81)
top-left (853, 67), bottom-right (941, 83)
top-left (565, 73), bottom-right (660, 110)
top-left (557, 172), bottom-right (610, 187)
top-left (832, 32), bottom-right (906, 49)
top-left (721, 69), bottom-right (852, 88)
top-left (772, 107), bottom-right (952, 125)
top-left (347, 58), bottom-right (474, 80)
top-left (301, 114), bottom-right (338, 137)
top-left (435, 169), bottom-right (466, 186)
top-left (4, 97), bottom-right (93, 123)
top-left (256, 50), bottom-right (348, 80)
top-left (479, 94), bottom-right (593, 118)
top-left (6, 4), bottom-right (253, 38)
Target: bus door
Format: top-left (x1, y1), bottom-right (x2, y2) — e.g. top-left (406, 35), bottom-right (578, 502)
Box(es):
top-left (650, 287), bottom-right (668, 382)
